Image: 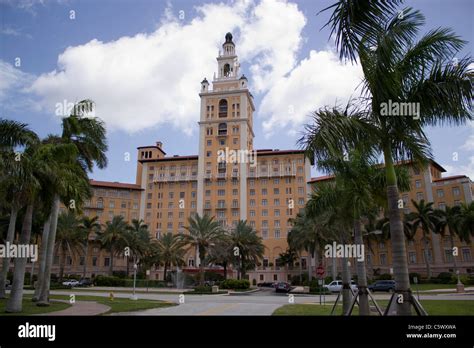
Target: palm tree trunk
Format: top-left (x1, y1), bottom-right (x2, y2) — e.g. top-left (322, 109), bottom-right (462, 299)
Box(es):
top-left (32, 215), bottom-right (51, 301)
top-left (449, 232), bottom-right (457, 273)
top-left (423, 237), bottom-right (432, 279)
top-left (163, 263), bottom-right (168, 282)
top-left (82, 240), bottom-right (89, 279)
top-left (332, 256), bottom-right (337, 281)
top-left (109, 245), bottom-right (114, 276)
top-left (298, 253), bottom-right (302, 283)
top-left (223, 262), bottom-right (227, 280)
top-left (6, 204), bottom-right (34, 312)
top-left (199, 248), bottom-right (205, 285)
top-left (308, 252), bottom-right (313, 282)
top-left (354, 218), bottom-right (369, 315)
top-left (384, 150), bottom-right (412, 315)
top-left (33, 215), bottom-right (51, 301)
top-left (59, 247), bottom-right (65, 281)
top-left (0, 205), bottom-right (19, 299)
top-left (341, 255), bottom-right (352, 315)
top-left (37, 194), bottom-right (60, 305)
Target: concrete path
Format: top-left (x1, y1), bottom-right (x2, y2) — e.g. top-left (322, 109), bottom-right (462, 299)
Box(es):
top-left (36, 300), bottom-right (110, 316)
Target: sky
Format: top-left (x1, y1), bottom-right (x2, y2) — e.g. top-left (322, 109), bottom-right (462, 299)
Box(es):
top-left (1, 0), bottom-right (473, 184)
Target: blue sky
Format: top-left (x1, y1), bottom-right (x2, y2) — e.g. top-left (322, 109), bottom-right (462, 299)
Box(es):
top-left (1, 0), bottom-right (473, 183)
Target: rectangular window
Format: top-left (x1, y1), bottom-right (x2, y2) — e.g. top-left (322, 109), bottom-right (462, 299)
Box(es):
top-left (437, 189), bottom-right (444, 198)
top-left (379, 254), bottom-right (387, 265)
top-left (104, 257), bottom-right (110, 267)
top-left (462, 248), bottom-right (471, 262)
top-left (415, 180), bottom-right (421, 188)
top-left (453, 187), bottom-right (460, 196)
top-left (444, 249), bottom-right (453, 263)
top-left (92, 257), bottom-right (97, 267)
top-left (408, 252), bottom-right (416, 264)
top-left (274, 229), bottom-right (281, 239)
top-left (274, 209), bottom-right (280, 217)
top-left (109, 200), bottom-right (115, 208)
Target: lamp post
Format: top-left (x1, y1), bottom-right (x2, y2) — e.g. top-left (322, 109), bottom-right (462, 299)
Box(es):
top-left (456, 270), bottom-right (464, 293)
top-left (131, 259), bottom-right (138, 300)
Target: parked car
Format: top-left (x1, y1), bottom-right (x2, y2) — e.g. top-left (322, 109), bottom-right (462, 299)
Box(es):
top-left (323, 280), bottom-right (357, 293)
top-left (62, 279), bottom-right (80, 288)
top-left (78, 278), bottom-right (93, 287)
top-left (257, 282), bottom-right (274, 288)
top-left (4, 279), bottom-right (11, 290)
top-left (275, 282), bottom-right (292, 293)
top-left (368, 280), bottom-right (396, 292)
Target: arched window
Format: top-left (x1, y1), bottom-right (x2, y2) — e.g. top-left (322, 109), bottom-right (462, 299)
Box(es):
top-left (219, 99), bottom-right (228, 118)
top-left (218, 123), bottom-right (227, 136)
top-left (223, 63), bottom-right (230, 77)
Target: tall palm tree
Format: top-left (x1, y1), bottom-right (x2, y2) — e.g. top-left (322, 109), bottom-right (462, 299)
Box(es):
top-left (38, 100), bottom-right (107, 306)
top-left (97, 215), bottom-right (129, 276)
top-left (434, 206), bottom-right (462, 274)
top-left (303, 1), bottom-right (472, 315)
top-left (55, 211), bottom-right (83, 281)
top-left (278, 248), bottom-right (298, 281)
top-left (228, 220), bottom-right (265, 280)
top-left (123, 219), bottom-right (150, 275)
top-left (458, 202), bottom-right (474, 242)
top-left (0, 119), bottom-right (39, 299)
top-left (154, 232), bottom-right (186, 281)
top-left (78, 216), bottom-right (101, 278)
top-left (207, 237), bottom-right (234, 280)
top-left (408, 200), bottom-right (439, 279)
top-left (183, 214), bottom-right (225, 285)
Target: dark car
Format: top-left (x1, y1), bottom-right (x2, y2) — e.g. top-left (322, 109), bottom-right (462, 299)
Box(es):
top-left (78, 278), bottom-right (93, 287)
top-left (275, 282), bottom-right (291, 293)
top-left (257, 282), bottom-right (274, 288)
top-left (368, 280), bottom-right (396, 292)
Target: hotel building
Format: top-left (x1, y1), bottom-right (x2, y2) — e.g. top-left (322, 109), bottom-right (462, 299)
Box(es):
top-left (42, 33), bottom-right (473, 281)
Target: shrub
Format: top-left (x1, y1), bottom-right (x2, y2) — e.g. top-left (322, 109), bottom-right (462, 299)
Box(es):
top-left (193, 285), bottom-right (212, 293)
top-left (290, 273), bottom-right (308, 286)
top-left (94, 275), bottom-right (127, 287)
top-left (112, 271), bottom-right (127, 279)
top-left (220, 279), bottom-right (250, 290)
top-left (204, 271), bottom-right (225, 282)
top-left (409, 273), bottom-right (421, 283)
top-left (377, 273), bottom-right (392, 280)
top-left (436, 272), bottom-right (454, 284)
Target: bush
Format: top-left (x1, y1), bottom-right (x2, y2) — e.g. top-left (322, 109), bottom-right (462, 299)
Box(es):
top-left (112, 271), bottom-right (127, 279)
top-left (290, 273), bottom-right (308, 286)
top-left (193, 285), bottom-right (212, 293)
top-left (204, 271), bottom-right (225, 282)
top-left (220, 279), bottom-right (250, 290)
top-left (437, 272), bottom-right (454, 284)
top-left (377, 273), bottom-right (393, 280)
top-left (409, 272), bottom-right (421, 283)
top-left (94, 275), bottom-right (127, 287)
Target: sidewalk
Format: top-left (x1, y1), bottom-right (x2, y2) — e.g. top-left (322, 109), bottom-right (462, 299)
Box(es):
top-left (72, 286), bottom-right (192, 293)
top-left (36, 300), bottom-right (110, 316)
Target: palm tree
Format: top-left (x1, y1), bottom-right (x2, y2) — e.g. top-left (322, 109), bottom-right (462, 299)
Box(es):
top-left (278, 248), bottom-right (298, 281)
top-left (154, 232), bottom-right (186, 281)
top-left (0, 119), bottom-right (39, 299)
top-left (97, 215), bottom-right (129, 276)
top-left (123, 219), bottom-right (150, 275)
top-left (207, 237), bottom-right (233, 280)
top-left (78, 216), bottom-right (101, 278)
top-left (228, 220), bottom-right (265, 280)
top-left (303, 1), bottom-right (472, 315)
top-left (183, 214), bottom-right (225, 285)
top-left (434, 206), bottom-right (462, 274)
top-left (55, 211), bottom-right (83, 281)
top-left (458, 202), bottom-right (474, 242)
top-left (408, 200), bottom-right (439, 279)
top-left (38, 100), bottom-right (107, 306)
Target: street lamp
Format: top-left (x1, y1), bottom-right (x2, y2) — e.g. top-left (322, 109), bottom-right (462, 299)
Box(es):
top-left (131, 259), bottom-right (138, 300)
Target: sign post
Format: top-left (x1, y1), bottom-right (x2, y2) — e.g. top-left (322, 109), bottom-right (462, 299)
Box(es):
top-left (316, 265), bottom-right (325, 305)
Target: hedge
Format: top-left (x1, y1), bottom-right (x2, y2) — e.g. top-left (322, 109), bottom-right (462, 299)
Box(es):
top-left (220, 279), bottom-right (250, 290)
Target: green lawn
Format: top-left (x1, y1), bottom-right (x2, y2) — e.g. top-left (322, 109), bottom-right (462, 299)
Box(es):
top-left (273, 300), bottom-right (474, 316)
top-left (50, 295), bottom-right (177, 314)
top-left (412, 283), bottom-right (457, 291)
top-left (0, 297), bottom-right (71, 315)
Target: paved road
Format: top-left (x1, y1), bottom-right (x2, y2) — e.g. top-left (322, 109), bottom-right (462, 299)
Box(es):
top-left (21, 288), bottom-right (473, 316)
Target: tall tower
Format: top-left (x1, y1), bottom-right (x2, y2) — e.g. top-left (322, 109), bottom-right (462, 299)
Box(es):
top-left (197, 32), bottom-right (255, 226)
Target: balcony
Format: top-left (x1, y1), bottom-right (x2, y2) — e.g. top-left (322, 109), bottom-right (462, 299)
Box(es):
top-left (216, 203), bottom-right (226, 209)
top-left (217, 172), bottom-right (227, 179)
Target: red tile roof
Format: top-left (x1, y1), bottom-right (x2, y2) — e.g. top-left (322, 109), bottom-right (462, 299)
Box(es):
top-left (89, 180), bottom-right (142, 190)
top-left (308, 175), bottom-right (334, 183)
top-left (433, 175), bottom-right (469, 182)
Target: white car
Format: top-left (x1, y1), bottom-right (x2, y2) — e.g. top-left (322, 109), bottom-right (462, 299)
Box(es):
top-left (62, 279), bottom-right (80, 287)
top-left (324, 280), bottom-right (357, 293)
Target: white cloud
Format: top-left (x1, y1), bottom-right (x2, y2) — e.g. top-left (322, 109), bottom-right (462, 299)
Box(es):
top-left (259, 49), bottom-right (363, 136)
top-left (28, 0), bottom-right (308, 134)
top-left (442, 156), bottom-right (474, 181)
top-left (0, 60), bottom-right (37, 111)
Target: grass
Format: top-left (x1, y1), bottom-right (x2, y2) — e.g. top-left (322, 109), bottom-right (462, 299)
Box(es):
top-left (0, 297), bottom-right (71, 315)
top-left (412, 283), bottom-right (457, 291)
top-left (50, 295), bottom-right (177, 314)
top-left (273, 300), bottom-right (474, 316)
